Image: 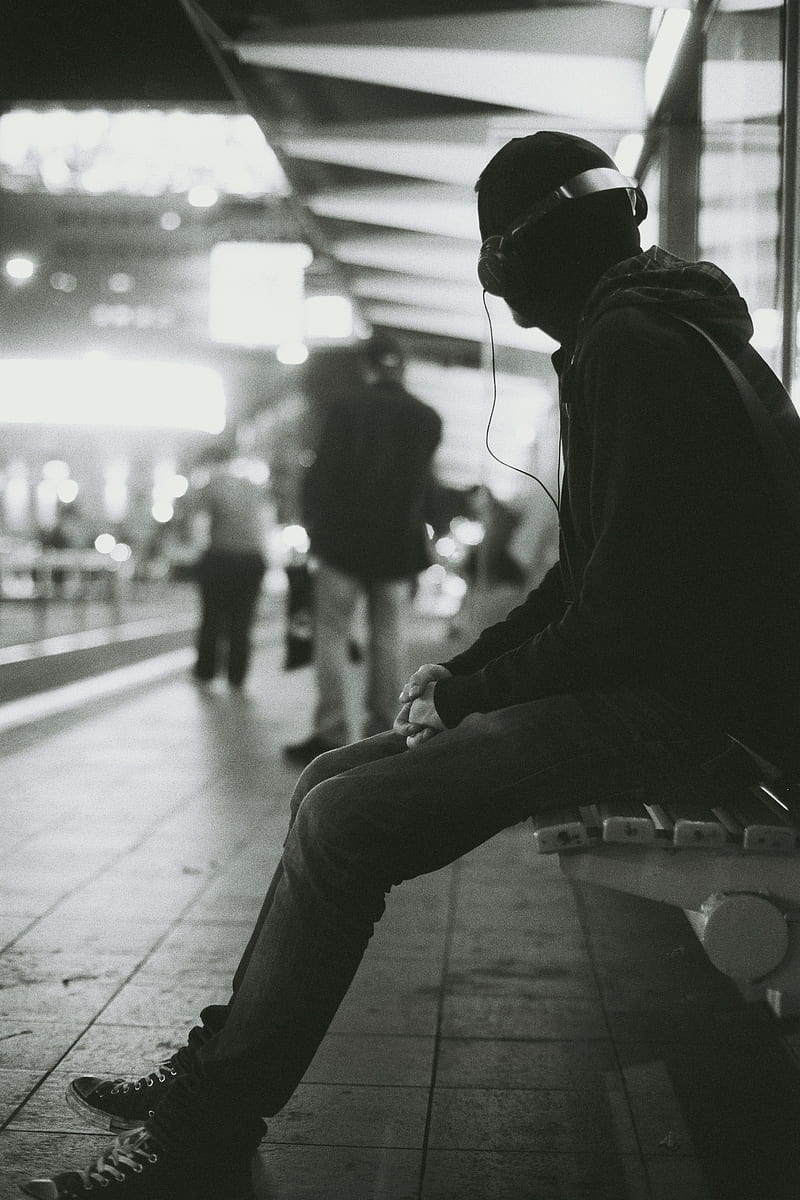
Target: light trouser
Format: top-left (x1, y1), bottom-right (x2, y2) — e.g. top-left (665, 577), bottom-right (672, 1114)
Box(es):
top-left (161, 686), bottom-right (755, 1128)
top-left (313, 562), bottom-right (411, 743)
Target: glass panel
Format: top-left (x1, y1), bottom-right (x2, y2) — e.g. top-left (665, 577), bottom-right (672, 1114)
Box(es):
top-left (699, 3), bottom-right (784, 374)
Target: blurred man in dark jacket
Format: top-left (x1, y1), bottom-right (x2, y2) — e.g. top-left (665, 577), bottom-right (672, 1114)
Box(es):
top-left (33, 132), bottom-right (800, 1200)
top-left (284, 334), bottom-right (442, 766)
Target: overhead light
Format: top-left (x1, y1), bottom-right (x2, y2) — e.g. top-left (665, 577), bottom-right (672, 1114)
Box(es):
top-left (304, 295), bottom-right (353, 340)
top-left (210, 242), bottom-right (312, 347)
top-left (57, 479), bottom-right (79, 503)
top-left (0, 108), bottom-right (289, 198)
top-left (5, 255), bottom-right (36, 282)
top-left (645, 9), bottom-right (692, 113)
top-left (152, 501), bottom-right (174, 524)
top-left (187, 184), bottom-right (219, 209)
top-left (276, 342), bottom-right (309, 365)
top-left (0, 359), bottom-right (226, 433)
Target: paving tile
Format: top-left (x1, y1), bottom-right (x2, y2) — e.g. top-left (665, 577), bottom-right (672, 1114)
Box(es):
top-left (47, 876), bottom-right (208, 924)
top-left (449, 906), bottom-right (587, 947)
top-left (368, 904), bottom-right (448, 960)
top-left (597, 971), bottom-right (739, 1015)
top-left (453, 888), bottom-right (578, 921)
top-left (441, 993), bottom-right (608, 1040)
top-left (0, 1130), bottom-right (112, 1200)
top-left (255, 1143), bottom-right (421, 1200)
top-left (0, 875), bottom-right (78, 915)
top-left (420, 1149), bottom-right (652, 1200)
top-left (0, 1069), bottom-right (43, 1125)
top-left (135, 920), bottom-right (252, 981)
top-left (7, 1066), bottom-right (104, 1131)
top-left (623, 1042), bottom-right (800, 1199)
top-left (388, 868), bottom-right (454, 900)
top-left (181, 891), bottom-right (265, 925)
top-left (306, 1034), bottom-right (435, 1087)
top-left (426, 1086), bottom-right (638, 1155)
top-left (445, 954), bottom-right (599, 1000)
top-left (59, 1022), bottom-right (189, 1074)
top-left (644, 1155), bottom-right (713, 1200)
top-left (0, 948), bottom-right (140, 986)
top-left (325, 955), bottom-right (441, 1037)
top-left (0, 916), bottom-right (35, 947)
top-left (624, 1034), bottom-right (800, 1106)
top-left (13, 825), bottom-right (145, 858)
top-left (0, 1020), bottom-right (88, 1071)
top-left (591, 931), bottom-right (740, 1012)
top-left (11, 916), bottom-right (167, 958)
top-left (625, 1089), bottom-right (697, 1158)
top-left (457, 850), bottom-right (571, 884)
top-left (121, 834), bottom-right (252, 877)
top-left (605, 1003), bottom-right (775, 1045)
top-left (95, 979), bottom-right (215, 1029)
top-left (0, 966), bottom-right (134, 1023)
top-left (352, 954), bottom-right (441, 994)
top-left (434, 1037), bottom-right (621, 1091)
top-left (265, 1082), bottom-right (429, 1148)
top-left (330, 984), bottom-right (439, 1037)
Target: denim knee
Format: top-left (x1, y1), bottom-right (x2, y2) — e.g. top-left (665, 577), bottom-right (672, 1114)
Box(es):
top-left (291, 778), bottom-right (355, 857)
top-left (285, 779), bottom-right (390, 928)
top-left (289, 746), bottom-right (356, 821)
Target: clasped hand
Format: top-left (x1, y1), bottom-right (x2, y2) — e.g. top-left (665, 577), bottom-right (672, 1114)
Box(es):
top-left (393, 663), bottom-right (450, 749)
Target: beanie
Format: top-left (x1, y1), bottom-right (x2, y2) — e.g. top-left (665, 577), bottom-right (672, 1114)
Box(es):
top-left (476, 131), bottom-right (624, 240)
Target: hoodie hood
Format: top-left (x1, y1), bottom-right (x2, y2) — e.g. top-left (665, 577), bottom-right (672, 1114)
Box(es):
top-left (580, 245), bottom-right (754, 355)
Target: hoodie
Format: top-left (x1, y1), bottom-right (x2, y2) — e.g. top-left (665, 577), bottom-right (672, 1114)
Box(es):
top-left (434, 247), bottom-right (800, 770)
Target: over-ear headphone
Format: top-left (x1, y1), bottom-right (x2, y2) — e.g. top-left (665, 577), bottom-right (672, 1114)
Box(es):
top-left (477, 166), bottom-right (648, 299)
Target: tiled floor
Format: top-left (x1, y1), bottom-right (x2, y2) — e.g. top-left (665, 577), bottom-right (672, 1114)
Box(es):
top-left (2, 596), bottom-right (800, 1199)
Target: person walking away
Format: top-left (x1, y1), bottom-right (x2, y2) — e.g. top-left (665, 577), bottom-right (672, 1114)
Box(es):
top-left (283, 334), bottom-right (442, 765)
top-left (191, 444), bottom-right (268, 690)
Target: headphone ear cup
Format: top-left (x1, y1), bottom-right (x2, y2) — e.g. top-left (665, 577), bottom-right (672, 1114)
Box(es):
top-left (477, 235), bottom-right (509, 295)
top-left (477, 235), bottom-right (528, 298)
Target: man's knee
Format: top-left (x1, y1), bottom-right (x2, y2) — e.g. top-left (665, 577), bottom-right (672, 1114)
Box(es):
top-left (289, 745), bottom-right (354, 819)
top-left (292, 774), bottom-right (363, 848)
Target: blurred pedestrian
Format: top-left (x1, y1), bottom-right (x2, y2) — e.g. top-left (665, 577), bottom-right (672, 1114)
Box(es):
top-left (284, 335), bottom-right (442, 765)
top-left (190, 444), bottom-right (268, 691)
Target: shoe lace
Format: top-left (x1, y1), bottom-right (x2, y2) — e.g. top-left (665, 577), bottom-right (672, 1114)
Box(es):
top-left (110, 1063), bottom-right (177, 1095)
top-left (79, 1130), bottom-right (158, 1188)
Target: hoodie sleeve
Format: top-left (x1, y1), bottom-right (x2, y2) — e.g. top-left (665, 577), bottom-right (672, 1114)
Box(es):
top-left (439, 561), bottom-right (567, 676)
top-left (433, 312), bottom-right (724, 728)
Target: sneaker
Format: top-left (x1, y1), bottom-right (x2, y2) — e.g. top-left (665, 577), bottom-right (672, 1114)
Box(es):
top-left (65, 1061), bottom-right (184, 1132)
top-left (20, 1126), bottom-right (256, 1200)
top-left (282, 734), bottom-right (341, 768)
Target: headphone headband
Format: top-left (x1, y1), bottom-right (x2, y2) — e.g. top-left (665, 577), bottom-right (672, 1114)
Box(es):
top-left (505, 167), bottom-right (639, 241)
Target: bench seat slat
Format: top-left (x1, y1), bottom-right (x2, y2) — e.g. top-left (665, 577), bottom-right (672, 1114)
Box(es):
top-left (531, 781), bottom-right (800, 855)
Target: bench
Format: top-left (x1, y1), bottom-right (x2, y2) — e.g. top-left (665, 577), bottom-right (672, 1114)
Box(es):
top-left (530, 779), bottom-right (800, 1017)
top-left (0, 548), bottom-right (129, 602)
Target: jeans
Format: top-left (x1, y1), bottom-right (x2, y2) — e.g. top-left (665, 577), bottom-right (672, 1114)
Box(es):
top-left (313, 562), bottom-right (410, 743)
top-left (195, 551), bottom-right (266, 687)
top-left (180, 686), bottom-right (752, 1121)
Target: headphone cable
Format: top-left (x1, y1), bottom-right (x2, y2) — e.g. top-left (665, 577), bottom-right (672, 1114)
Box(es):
top-left (481, 290), bottom-right (560, 516)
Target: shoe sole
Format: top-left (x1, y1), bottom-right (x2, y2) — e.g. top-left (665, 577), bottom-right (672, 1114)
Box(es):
top-left (64, 1081), bottom-right (146, 1132)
